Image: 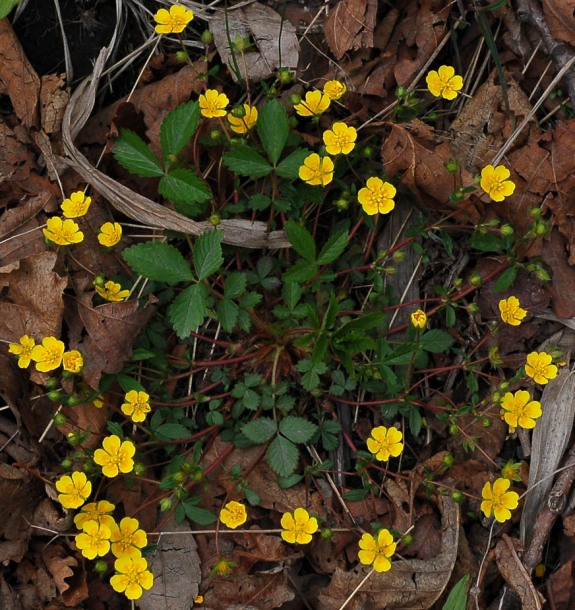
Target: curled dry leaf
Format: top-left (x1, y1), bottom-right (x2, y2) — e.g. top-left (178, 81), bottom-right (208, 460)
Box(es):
top-left (41, 544), bottom-right (89, 607)
top-left (324, 0), bottom-right (377, 60)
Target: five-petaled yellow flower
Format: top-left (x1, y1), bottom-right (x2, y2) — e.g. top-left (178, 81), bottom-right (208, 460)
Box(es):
top-left (199, 89), bottom-right (229, 118)
top-left (366, 426), bottom-right (404, 462)
top-left (481, 478), bottom-right (519, 523)
top-left (74, 500), bottom-right (116, 530)
top-left (280, 507), bottom-right (318, 544)
top-left (8, 335), bottom-right (36, 369)
top-left (500, 390), bottom-right (542, 429)
top-left (323, 80), bottom-right (347, 100)
top-left (61, 191), bottom-right (91, 218)
top-left (220, 501), bottom-right (248, 529)
top-left (322, 122), bottom-right (357, 156)
top-left (75, 520), bottom-right (112, 559)
top-left (525, 351), bottom-right (558, 385)
top-left (299, 153), bottom-right (334, 187)
top-left (358, 528), bottom-right (396, 573)
top-left (95, 280), bottom-right (130, 302)
top-left (228, 104), bottom-right (258, 134)
top-left (154, 4), bottom-right (194, 35)
top-left (55, 471), bottom-right (92, 509)
top-left (110, 517), bottom-right (148, 559)
top-left (43, 216), bottom-right (84, 246)
top-left (62, 350), bottom-right (84, 374)
top-left (358, 177), bottom-right (396, 216)
top-left (98, 222), bottom-right (122, 247)
top-left (93, 435), bottom-right (136, 478)
top-left (411, 309), bottom-right (427, 329)
top-left (426, 65), bottom-right (463, 100)
top-left (30, 336), bottom-right (65, 372)
top-left (499, 296), bottom-right (527, 326)
top-left (121, 390), bottom-right (151, 423)
top-left (294, 90), bottom-right (331, 117)
top-left (110, 555), bottom-right (154, 600)
top-left (480, 165), bottom-right (516, 202)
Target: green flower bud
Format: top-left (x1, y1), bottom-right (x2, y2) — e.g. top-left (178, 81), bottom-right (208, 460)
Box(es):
top-left (425, 111), bottom-right (438, 122)
top-left (500, 223), bottom-right (514, 236)
top-left (362, 146), bottom-right (374, 159)
top-left (393, 250), bottom-right (405, 262)
top-left (93, 274), bottom-right (106, 287)
top-left (67, 431), bottom-right (82, 446)
top-left (231, 105), bottom-right (246, 118)
top-left (466, 302), bottom-right (479, 315)
top-left (289, 93), bottom-right (302, 106)
top-left (499, 381), bottom-right (510, 392)
top-left (175, 50), bottom-right (189, 63)
top-left (533, 220), bottom-right (548, 237)
top-left (66, 394), bottom-right (81, 407)
top-left (287, 116), bottom-right (298, 129)
top-left (469, 272), bottom-right (482, 287)
top-left (209, 129), bottom-right (222, 143)
top-left (536, 267), bottom-right (551, 282)
top-left (444, 158), bottom-right (459, 174)
top-left (448, 424), bottom-right (460, 437)
top-left (61, 457), bottom-right (74, 470)
top-left (401, 532), bottom-right (415, 546)
top-left (442, 453), bottom-right (455, 467)
top-left (53, 412), bottom-right (67, 427)
top-left (83, 461), bottom-right (96, 474)
top-left (47, 390), bottom-right (62, 402)
top-left (334, 198), bottom-right (350, 211)
top-left (396, 86), bottom-right (408, 99)
top-left (94, 560), bottom-right (108, 577)
top-left (45, 377), bottom-right (60, 390)
top-left (529, 206), bottom-right (542, 219)
top-left (481, 417), bottom-right (491, 428)
top-left (492, 391), bottom-right (501, 404)
top-left (133, 463), bottom-right (145, 477)
top-left (451, 490), bottom-right (464, 503)
top-left (277, 67), bottom-right (293, 85)
top-left (159, 498), bottom-right (172, 512)
top-left (209, 214), bottom-right (221, 227)
top-left (173, 471), bottom-right (186, 484)
top-left (320, 528), bottom-right (334, 540)
top-left (201, 30), bottom-right (214, 45)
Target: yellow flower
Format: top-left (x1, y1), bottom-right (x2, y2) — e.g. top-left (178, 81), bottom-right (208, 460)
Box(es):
top-left (358, 528), bottom-right (396, 572)
top-left (228, 104), bottom-right (258, 134)
top-left (280, 507), bottom-right (318, 544)
top-left (194, 595), bottom-right (204, 604)
top-left (298, 153), bottom-right (334, 187)
top-left (199, 89), bottom-right (229, 118)
top-left (525, 351), bottom-right (558, 385)
top-left (322, 122), bottom-right (357, 155)
top-left (62, 350), bottom-right (84, 374)
top-left (95, 280), bottom-right (130, 302)
top-left (110, 555), bottom-right (154, 600)
top-left (121, 390), bottom-right (151, 423)
top-left (411, 309), bottom-right (427, 329)
top-left (366, 425), bottom-right (403, 461)
top-left (154, 4), bottom-right (194, 35)
top-left (499, 296), bottom-right (527, 326)
top-left (98, 222), bottom-right (122, 247)
top-left (110, 517), bottom-right (148, 559)
top-left (8, 335), bottom-right (36, 368)
top-left (30, 336), bottom-right (65, 372)
top-left (74, 500), bottom-right (116, 530)
top-left (480, 165), bottom-right (516, 202)
top-left (75, 519), bottom-right (112, 559)
top-left (61, 191), bottom-right (91, 218)
top-left (426, 65), bottom-right (463, 100)
top-left (43, 216), bottom-right (84, 246)
top-left (93, 435), bottom-right (136, 478)
top-left (481, 478), bottom-right (519, 523)
top-left (55, 471), bottom-right (92, 509)
top-left (211, 558), bottom-right (236, 577)
top-left (220, 501), bottom-right (247, 529)
top-left (358, 177), bottom-right (396, 215)
top-left (323, 80), bottom-right (347, 100)
top-left (500, 390), bottom-right (542, 429)
top-left (293, 90), bottom-right (331, 117)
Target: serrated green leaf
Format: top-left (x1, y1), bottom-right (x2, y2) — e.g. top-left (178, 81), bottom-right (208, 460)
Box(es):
top-left (223, 146), bottom-right (273, 178)
top-left (183, 503), bottom-right (218, 525)
top-left (334, 312), bottom-right (386, 338)
top-left (160, 101), bottom-right (200, 164)
top-left (442, 574), bottom-right (470, 610)
top-left (225, 272), bottom-right (247, 298)
top-left (123, 242), bottom-right (194, 283)
top-left (113, 129), bottom-right (164, 177)
top-left (342, 488), bottom-right (369, 501)
top-left (107, 420), bottom-right (124, 437)
top-left (317, 230), bottom-right (349, 265)
top-left (240, 292), bottom-right (263, 308)
top-left (116, 374), bottom-right (147, 393)
top-left (283, 281), bottom-right (302, 310)
top-left (168, 284), bottom-right (208, 338)
top-left (283, 260), bottom-right (319, 283)
top-left (242, 418), bottom-right (277, 444)
top-left (159, 168), bottom-right (212, 206)
top-left (420, 329), bottom-right (455, 353)
top-left (279, 416), bottom-right (318, 444)
top-left (154, 423), bottom-right (191, 441)
top-left (284, 220), bottom-right (316, 261)
top-left (257, 99), bottom-right (289, 164)
top-left (194, 230), bottom-right (223, 280)
top-left (494, 266), bottom-right (517, 292)
top-left (469, 231), bottom-right (503, 252)
top-left (275, 148), bottom-right (310, 179)
top-left (278, 473), bottom-right (304, 488)
top-left (267, 436), bottom-right (299, 478)
top-left (217, 298), bottom-right (239, 332)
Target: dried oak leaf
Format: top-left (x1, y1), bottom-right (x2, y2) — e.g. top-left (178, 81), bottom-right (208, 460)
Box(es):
top-left (543, 0), bottom-right (575, 45)
top-left (548, 558), bottom-right (575, 610)
top-left (324, 0), bottom-right (377, 60)
top-left (542, 229), bottom-right (575, 318)
top-left (41, 544), bottom-right (88, 607)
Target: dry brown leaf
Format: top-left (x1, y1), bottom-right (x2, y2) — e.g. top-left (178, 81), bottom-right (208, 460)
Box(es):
top-left (41, 544), bottom-right (88, 608)
top-left (543, 0), bottom-right (575, 45)
top-left (210, 4), bottom-right (299, 83)
top-left (40, 73), bottom-right (69, 135)
top-left (547, 559), bottom-right (575, 609)
top-left (324, 0), bottom-right (377, 60)
top-left (541, 230), bottom-right (575, 318)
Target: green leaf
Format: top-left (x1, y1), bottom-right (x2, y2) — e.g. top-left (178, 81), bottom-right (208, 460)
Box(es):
top-left (317, 230), bottom-right (349, 265)
top-left (113, 129), bottom-right (164, 177)
top-left (283, 260), bottom-right (319, 283)
top-left (116, 374), bottom-right (147, 393)
top-left (224, 272), bottom-right (247, 298)
top-left (223, 146), bottom-right (273, 178)
top-left (469, 231), bottom-right (503, 252)
top-left (284, 220), bottom-right (316, 261)
top-left (267, 435), bottom-right (299, 478)
top-left (160, 101), bottom-right (200, 164)
top-left (442, 574), bottom-right (470, 610)
top-left (296, 359), bottom-right (328, 390)
top-left (194, 230), bottom-right (224, 280)
top-left (154, 423), bottom-right (191, 441)
top-left (242, 418), bottom-right (277, 444)
top-left (159, 169), bottom-right (212, 206)
top-left (319, 420), bottom-right (341, 451)
top-left (275, 148), bottom-right (310, 179)
top-left (0, 0), bottom-right (21, 19)
top-left (217, 298), bottom-right (239, 332)
top-left (342, 488), bottom-right (369, 501)
top-left (257, 99), bottom-right (289, 164)
top-left (123, 242), bottom-right (194, 283)
top-left (409, 409), bottom-right (422, 436)
top-left (494, 266), bottom-right (517, 292)
top-left (279, 416), bottom-right (318, 444)
top-left (182, 503), bottom-right (218, 525)
top-left (278, 473), bottom-right (304, 488)
top-left (420, 329), bottom-right (455, 353)
top-left (168, 284), bottom-right (208, 338)
top-left (107, 420), bottom-right (124, 437)
top-left (283, 281), bottom-right (302, 310)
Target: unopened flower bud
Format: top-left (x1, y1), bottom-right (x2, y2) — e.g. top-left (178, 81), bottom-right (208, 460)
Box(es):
top-left (500, 223), bottom-right (514, 236)
top-left (469, 272), bottom-right (482, 287)
top-left (201, 30), bottom-right (214, 45)
top-left (277, 67), bottom-right (293, 85)
top-left (175, 50), bottom-right (189, 63)
top-left (451, 490), bottom-right (464, 503)
top-left (444, 158), bottom-right (459, 174)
